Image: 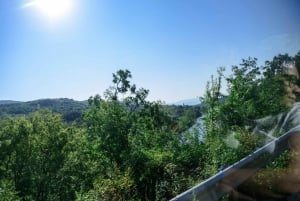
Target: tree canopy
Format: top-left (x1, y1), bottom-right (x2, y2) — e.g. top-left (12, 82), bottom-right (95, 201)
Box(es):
top-left (201, 51), bottom-right (300, 180)
top-left (0, 69), bottom-right (204, 201)
top-left (1, 51), bottom-right (299, 200)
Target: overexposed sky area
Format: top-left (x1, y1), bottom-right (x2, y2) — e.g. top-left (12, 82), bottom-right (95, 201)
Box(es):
top-left (1, 0), bottom-right (300, 103)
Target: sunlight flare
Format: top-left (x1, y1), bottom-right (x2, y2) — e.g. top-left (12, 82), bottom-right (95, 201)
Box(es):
top-left (24, 0), bottom-right (73, 21)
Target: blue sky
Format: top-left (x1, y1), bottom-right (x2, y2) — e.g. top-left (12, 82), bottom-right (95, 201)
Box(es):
top-left (1, 0), bottom-right (300, 103)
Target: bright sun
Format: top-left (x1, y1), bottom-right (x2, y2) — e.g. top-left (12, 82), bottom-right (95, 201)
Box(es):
top-left (24, 0), bottom-right (73, 21)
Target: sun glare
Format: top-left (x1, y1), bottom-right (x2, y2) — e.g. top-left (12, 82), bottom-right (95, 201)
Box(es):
top-left (24, 0), bottom-right (73, 22)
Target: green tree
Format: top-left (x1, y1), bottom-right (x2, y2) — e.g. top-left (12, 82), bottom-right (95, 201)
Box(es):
top-left (0, 180), bottom-right (21, 201)
top-left (0, 110), bottom-right (71, 200)
top-left (84, 98), bottom-right (130, 165)
top-left (82, 69), bottom-right (205, 200)
top-left (201, 51), bottom-right (300, 179)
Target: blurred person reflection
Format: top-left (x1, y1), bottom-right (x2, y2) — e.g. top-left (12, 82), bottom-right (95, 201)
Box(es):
top-left (226, 62), bottom-right (300, 201)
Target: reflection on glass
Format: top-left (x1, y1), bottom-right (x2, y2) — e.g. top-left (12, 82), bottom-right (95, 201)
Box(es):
top-left (225, 63), bottom-right (300, 201)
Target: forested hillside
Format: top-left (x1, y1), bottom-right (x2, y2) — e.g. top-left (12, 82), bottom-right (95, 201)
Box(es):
top-left (0, 100), bottom-right (21, 105)
top-left (0, 98), bottom-right (89, 123)
top-left (0, 51), bottom-right (299, 201)
top-left (0, 98), bottom-right (201, 126)
top-left (0, 70), bottom-right (203, 201)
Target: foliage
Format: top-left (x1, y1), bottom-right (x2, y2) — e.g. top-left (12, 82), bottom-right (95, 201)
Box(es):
top-left (0, 98), bottom-right (88, 123)
top-left (80, 69), bottom-right (205, 200)
top-left (2, 51), bottom-right (299, 201)
top-left (0, 180), bottom-right (21, 201)
top-left (201, 51), bottom-right (300, 180)
top-left (0, 80), bottom-right (203, 201)
top-left (0, 110), bottom-right (71, 200)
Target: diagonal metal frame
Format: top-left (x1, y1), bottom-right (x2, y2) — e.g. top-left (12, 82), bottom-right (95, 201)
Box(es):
top-left (170, 125), bottom-right (300, 201)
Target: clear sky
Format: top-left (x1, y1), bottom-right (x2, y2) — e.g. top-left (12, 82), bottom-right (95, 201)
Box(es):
top-left (1, 0), bottom-right (300, 103)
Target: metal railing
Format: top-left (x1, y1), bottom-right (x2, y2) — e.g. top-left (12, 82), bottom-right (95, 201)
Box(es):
top-left (170, 125), bottom-right (300, 201)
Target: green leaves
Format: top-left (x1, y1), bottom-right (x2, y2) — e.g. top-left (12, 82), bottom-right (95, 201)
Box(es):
top-left (0, 180), bottom-right (21, 201)
top-left (83, 69), bottom-right (208, 200)
top-left (201, 51), bottom-right (300, 181)
top-left (0, 69), bottom-right (208, 200)
top-left (0, 110), bottom-right (75, 200)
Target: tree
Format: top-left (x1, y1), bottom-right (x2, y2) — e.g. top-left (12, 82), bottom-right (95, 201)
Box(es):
top-left (0, 68), bottom-right (207, 201)
top-left (83, 69), bottom-right (205, 200)
top-left (0, 110), bottom-right (71, 200)
top-left (201, 51), bottom-right (300, 180)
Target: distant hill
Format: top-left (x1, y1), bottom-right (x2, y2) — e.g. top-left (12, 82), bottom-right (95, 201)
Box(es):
top-left (171, 98), bottom-right (201, 106)
top-left (0, 98), bottom-right (206, 123)
top-left (0, 100), bottom-right (22, 105)
top-left (0, 98), bottom-right (89, 123)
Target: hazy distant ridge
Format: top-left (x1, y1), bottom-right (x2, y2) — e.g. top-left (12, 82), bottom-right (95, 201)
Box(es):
top-left (0, 100), bottom-right (21, 105)
top-left (171, 98), bottom-right (200, 106)
top-left (0, 98), bottom-right (88, 122)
